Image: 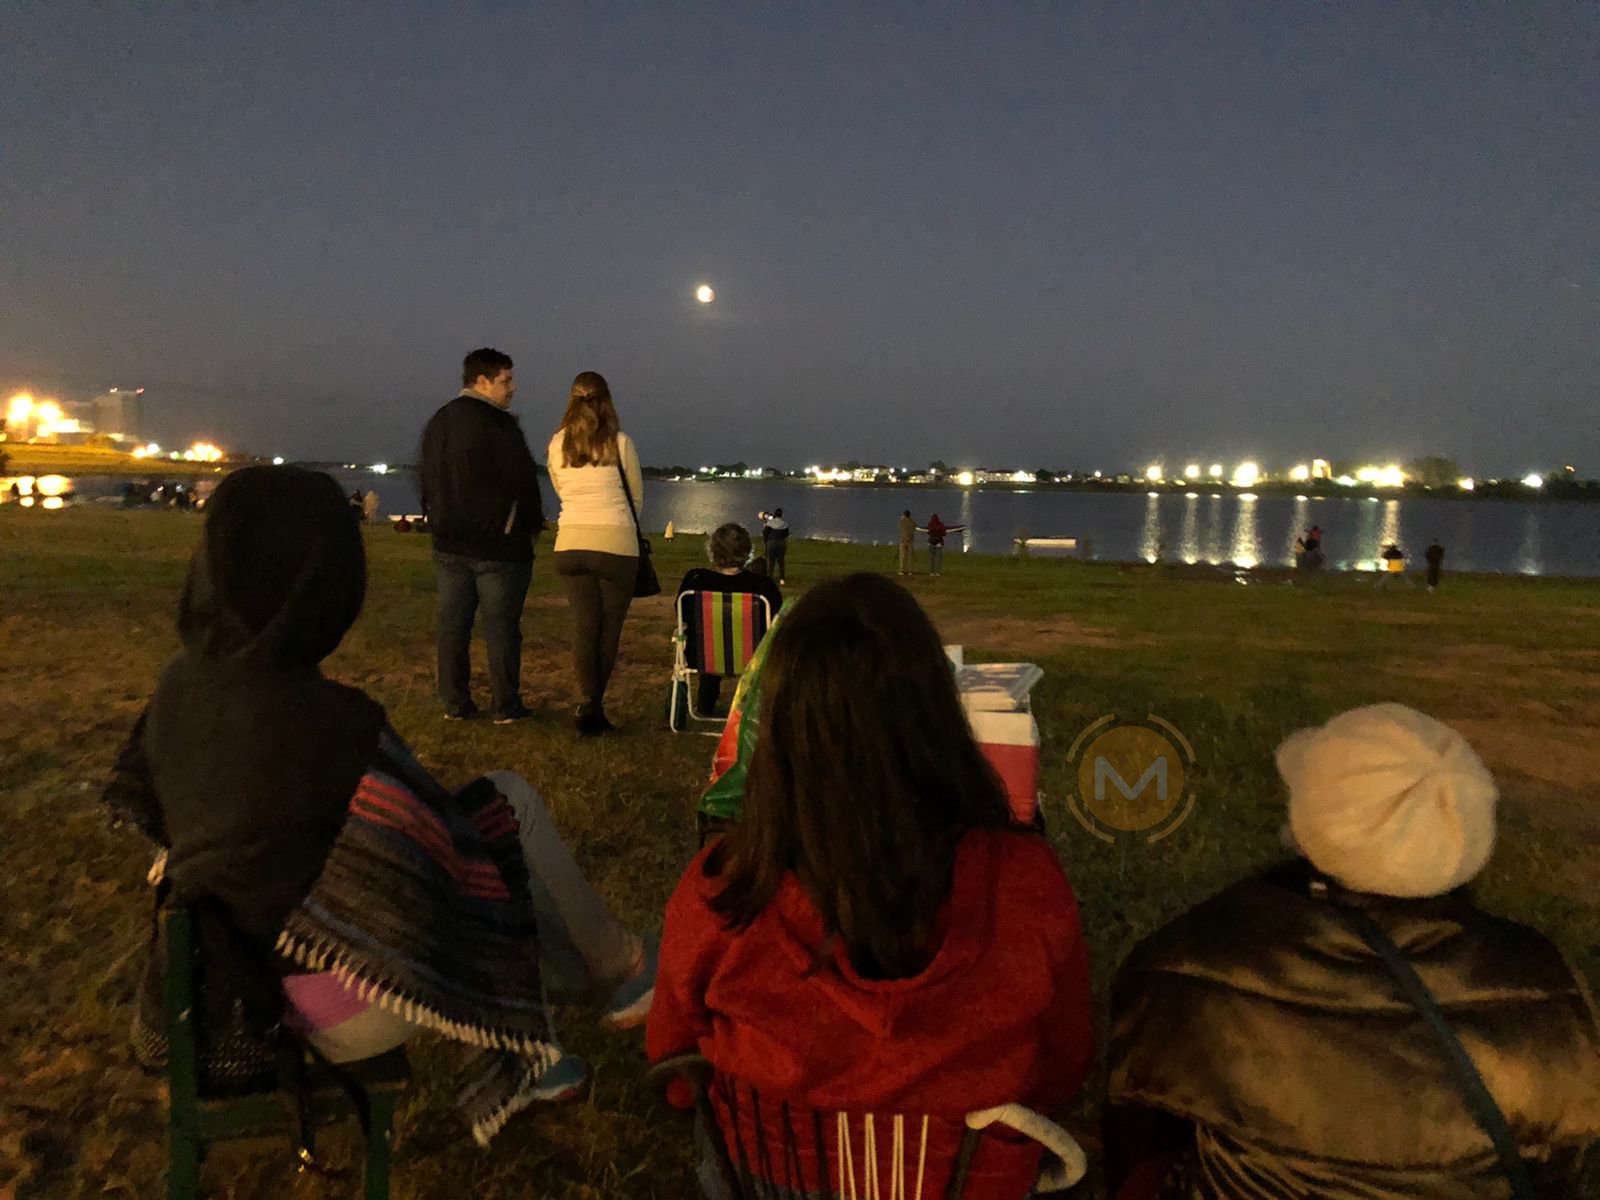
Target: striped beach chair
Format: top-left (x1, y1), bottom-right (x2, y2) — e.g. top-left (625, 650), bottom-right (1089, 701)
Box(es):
top-left (669, 589), bottom-right (775, 733)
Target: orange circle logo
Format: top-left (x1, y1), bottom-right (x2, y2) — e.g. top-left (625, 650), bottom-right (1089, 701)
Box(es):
top-left (1066, 715), bottom-right (1196, 843)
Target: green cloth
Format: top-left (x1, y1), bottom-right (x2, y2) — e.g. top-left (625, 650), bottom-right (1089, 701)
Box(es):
top-left (698, 606), bottom-right (788, 822)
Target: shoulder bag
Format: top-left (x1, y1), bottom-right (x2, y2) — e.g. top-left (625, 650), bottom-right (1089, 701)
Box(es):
top-left (616, 457), bottom-right (661, 598)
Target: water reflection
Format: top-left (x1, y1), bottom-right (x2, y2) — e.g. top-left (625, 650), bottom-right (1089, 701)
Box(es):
top-left (1284, 496), bottom-right (1310, 563)
top-left (1140, 493), bottom-right (1162, 562)
top-left (1180, 494), bottom-right (1200, 564)
top-left (1203, 495), bottom-right (1226, 564)
top-left (1230, 495), bottom-right (1259, 569)
top-left (1379, 500), bottom-right (1402, 555)
top-left (959, 489), bottom-right (974, 553)
top-left (1353, 498), bottom-right (1381, 570)
top-left (1516, 508), bottom-right (1543, 575)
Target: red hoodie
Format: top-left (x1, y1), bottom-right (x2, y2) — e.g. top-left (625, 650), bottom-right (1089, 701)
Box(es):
top-left (647, 829), bottom-right (1094, 1196)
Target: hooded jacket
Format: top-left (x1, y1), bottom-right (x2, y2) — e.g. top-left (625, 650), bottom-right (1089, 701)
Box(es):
top-left (647, 828), bottom-right (1094, 1195)
top-left (103, 467), bottom-right (386, 1078)
top-left (1107, 860), bottom-right (1600, 1199)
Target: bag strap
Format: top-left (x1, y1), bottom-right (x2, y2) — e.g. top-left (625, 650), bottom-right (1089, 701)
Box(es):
top-left (1339, 904), bottom-right (1537, 1199)
top-left (615, 450), bottom-right (643, 536)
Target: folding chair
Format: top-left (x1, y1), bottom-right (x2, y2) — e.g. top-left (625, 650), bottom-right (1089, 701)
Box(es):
top-left (163, 904), bottom-right (409, 1200)
top-left (646, 1054), bottom-right (1086, 1199)
top-left (669, 590), bottom-right (775, 733)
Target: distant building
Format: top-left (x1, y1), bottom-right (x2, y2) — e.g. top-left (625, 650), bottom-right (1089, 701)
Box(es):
top-left (90, 388), bottom-right (144, 441)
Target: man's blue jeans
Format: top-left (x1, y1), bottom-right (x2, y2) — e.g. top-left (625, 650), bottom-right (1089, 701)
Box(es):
top-left (434, 551), bottom-right (533, 717)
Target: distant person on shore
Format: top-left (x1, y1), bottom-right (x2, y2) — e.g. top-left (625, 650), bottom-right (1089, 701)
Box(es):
top-left (675, 523), bottom-right (783, 716)
top-left (898, 508), bottom-right (916, 574)
top-left (361, 489), bottom-right (380, 524)
top-left (349, 489), bottom-right (365, 512)
top-left (1305, 525), bottom-right (1323, 553)
top-left (1105, 704), bottom-right (1600, 1198)
top-left (420, 347), bottom-right (546, 723)
top-left (759, 508), bottom-right (789, 583)
top-left (918, 513), bottom-right (966, 576)
top-left (1378, 541), bottom-right (1406, 587)
top-left (548, 371), bottom-right (642, 737)
top-left (1425, 539), bottom-right (1445, 591)
top-left (101, 466), bottom-right (657, 1146)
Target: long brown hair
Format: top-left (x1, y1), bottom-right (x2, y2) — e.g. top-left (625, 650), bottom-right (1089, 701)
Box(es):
top-left (707, 573), bottom-right (1014, 980)
top-left (557, 371), bottom-right (620, 466)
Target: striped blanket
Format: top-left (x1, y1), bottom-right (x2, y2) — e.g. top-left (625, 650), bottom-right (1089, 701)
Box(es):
top-left (277, 731), bottom-right (559, 1143)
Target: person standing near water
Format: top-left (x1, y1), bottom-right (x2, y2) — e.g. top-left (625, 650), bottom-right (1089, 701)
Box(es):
top-left (1425, 539), bottom-right (1445, 591)
top-left (760, 508), bottom-right (790, 583)
top-left (1377, 542), bottom-right (1406, 588)
top-left (918, 513), bottom-right (966, 576)
top-left (420, 347), bottom-right (546, 724)
top-left (898, 509), bottom-right (916, 574)
top-left (548, 371), bottom-right (642, 737)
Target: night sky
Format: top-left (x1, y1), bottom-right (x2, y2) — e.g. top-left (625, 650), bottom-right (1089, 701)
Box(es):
top-left (4, 4), bottom-right (1596, 474)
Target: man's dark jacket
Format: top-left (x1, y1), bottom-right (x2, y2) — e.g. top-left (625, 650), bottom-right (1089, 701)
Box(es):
top-left (420, 394), bottom-right (545, 563)
top-left (1107, 860), bottom-right (1600, 1198)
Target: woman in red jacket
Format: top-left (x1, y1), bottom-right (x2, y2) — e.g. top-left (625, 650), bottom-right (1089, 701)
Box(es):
top-left (648, 573), bottom-right (1094, 1198)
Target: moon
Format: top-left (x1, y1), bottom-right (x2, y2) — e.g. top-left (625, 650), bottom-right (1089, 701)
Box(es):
top-left (695, 284), bottom-right (715, 304)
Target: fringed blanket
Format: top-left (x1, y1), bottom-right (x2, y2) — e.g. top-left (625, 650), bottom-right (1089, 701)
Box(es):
top-left (277, 731), bottom-right (560, 1143)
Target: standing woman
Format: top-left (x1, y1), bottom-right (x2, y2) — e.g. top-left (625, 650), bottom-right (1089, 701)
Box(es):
top-left (548, 372), bottom-right (641, 736)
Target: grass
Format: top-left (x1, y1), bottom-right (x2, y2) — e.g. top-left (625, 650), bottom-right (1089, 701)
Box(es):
top-left (2, 508), bottom-right (1598, 1198)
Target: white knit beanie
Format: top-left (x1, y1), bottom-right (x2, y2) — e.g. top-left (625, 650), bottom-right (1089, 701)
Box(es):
top-left (1278, 703), bottom-right (1498, 899)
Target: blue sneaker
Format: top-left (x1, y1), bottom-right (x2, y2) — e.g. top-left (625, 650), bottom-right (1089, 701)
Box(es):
top-left (602, 941), bottom-right (658, 1029)
top-left (527, 1052), bottom-right (589, 1103)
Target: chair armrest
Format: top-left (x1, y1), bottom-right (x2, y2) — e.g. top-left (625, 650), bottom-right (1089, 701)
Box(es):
top-left (965, 1103), bottom-right (1087, 1191)
top-left (642, 1052), bottom-right (713, 1099)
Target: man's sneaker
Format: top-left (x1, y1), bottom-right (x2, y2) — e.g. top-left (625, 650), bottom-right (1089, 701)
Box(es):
top-left (527, 1052), bottom-right (589, 1102)
top-left (444, 704), bottom-right (481, 721)
top-left (492, 704), bottom-right (533, 725)
top-left (602, 940), bottom-right (657, 1029)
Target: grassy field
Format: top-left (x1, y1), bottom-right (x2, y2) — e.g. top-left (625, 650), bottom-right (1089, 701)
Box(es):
top-left (2, 507), bottom-right (1598, 1199)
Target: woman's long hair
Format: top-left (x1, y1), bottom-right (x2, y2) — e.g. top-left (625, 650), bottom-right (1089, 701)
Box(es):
top-left (707, 573), bottom-right (1013, 980)
top-left (557, 371), bottom-right (620, 466)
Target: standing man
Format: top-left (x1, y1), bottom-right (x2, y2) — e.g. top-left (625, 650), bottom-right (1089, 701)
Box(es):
top-left (1425, 539), bottom-right (1445, 592)
top-left (760, 508), bottom-right (790, 584)
top-left (420, 348), bottom-right (545, 723)
top-left (897, 509), bottom-right (916, 574)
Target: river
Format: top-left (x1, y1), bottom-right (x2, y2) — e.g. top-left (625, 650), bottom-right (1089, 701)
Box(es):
top-left (15, 471), bottom-right (1600, 577)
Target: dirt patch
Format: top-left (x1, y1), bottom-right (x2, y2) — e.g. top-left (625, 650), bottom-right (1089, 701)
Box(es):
top-left (930, 612), bottom-right (1149, 654)
top-left (1450, 719), bottom-right (1600, 795)
top-left (1364, 610), bottom-right (1438, 626)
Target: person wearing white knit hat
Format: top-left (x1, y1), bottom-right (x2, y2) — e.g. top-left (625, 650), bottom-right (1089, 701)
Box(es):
top-left (1278, 702), bottom-right (1499, 898)
top-left (1106, 703), bottom-right (1600, 1199)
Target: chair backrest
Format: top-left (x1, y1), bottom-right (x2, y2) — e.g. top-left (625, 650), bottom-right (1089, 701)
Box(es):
top-left (648, 1055), bottom-right (1082, 1200)
top-left (680, 590), bottom-right (773, 677)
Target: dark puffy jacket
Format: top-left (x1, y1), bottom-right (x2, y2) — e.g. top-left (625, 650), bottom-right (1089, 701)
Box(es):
top-left (420, 394), bottom-right (545, 563)
top-left (1108, 860), bottom-right (1600, 1199)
